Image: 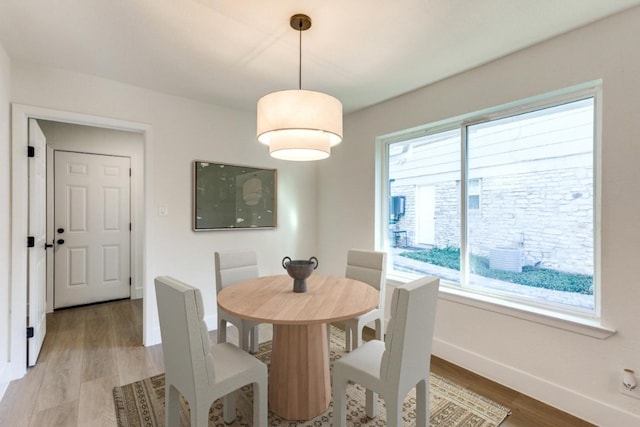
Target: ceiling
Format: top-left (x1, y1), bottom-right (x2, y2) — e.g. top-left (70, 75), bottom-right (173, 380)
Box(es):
top-left (1, 0), bottom-right (639, 114)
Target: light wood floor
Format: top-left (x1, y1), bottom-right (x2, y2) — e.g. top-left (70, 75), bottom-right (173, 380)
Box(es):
top-left (0, 299), bottom-right (594, 427)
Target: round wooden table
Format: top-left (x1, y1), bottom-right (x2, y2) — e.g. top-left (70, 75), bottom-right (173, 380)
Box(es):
top-left (217, 274), bottom-right (379, 420)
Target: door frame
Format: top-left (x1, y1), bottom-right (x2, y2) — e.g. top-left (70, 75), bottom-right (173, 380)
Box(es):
top-left (27, 119), bottom-right (47, 366)
top-left (10, 104), bottom-right (153, 380)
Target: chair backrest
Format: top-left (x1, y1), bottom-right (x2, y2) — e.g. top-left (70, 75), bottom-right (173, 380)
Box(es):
top-left (214, 249), bottom-right (259, 294)
top-left (345, 249), bottom-right (387, 307)
top-left (155, 276), bottom-right (216, 395)
top-left (345, 249), bottom-right (387, 290)
top-left (379, 276), bottom-right (440, 393)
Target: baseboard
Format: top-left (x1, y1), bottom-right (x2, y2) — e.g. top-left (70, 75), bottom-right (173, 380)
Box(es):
top-left (433, 338), bottom-right (640, 427)
top-left (132, 286), bottom-right (143, 299)
top-left (205, 314), bottom-right (217, 332)
top-left (144, 325), bottom-right (162, 347)
top-left (0, 362), bottom-right (10, 403)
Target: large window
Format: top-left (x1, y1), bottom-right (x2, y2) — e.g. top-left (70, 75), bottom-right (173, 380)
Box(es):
top-left (382, 92), bottom-right (597, 317)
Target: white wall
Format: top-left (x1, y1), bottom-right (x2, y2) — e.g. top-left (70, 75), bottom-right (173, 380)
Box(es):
top-left (0, 42), bottom-right (11, 398)
top-left (318, 6), bottom-right (640, 427)
top-left (9, 61), bottom-right (318, 346)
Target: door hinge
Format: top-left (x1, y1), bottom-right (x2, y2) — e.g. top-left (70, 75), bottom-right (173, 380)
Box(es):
top-left (129, 168), bottom-right (132, 177)
top-left (27, 146), bottom-right (35, 157)
top-left (27, 236), bottom-right (35, 247)
top-left (26, 327), bottom-right (34, 338)
top-left (129, 222), bottom-right (132, 231)
top-left (129, 277), bottom-right (132, 286)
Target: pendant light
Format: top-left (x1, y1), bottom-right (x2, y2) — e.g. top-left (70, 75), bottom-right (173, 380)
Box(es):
top-left (257, 14), bottom-right (343, 161)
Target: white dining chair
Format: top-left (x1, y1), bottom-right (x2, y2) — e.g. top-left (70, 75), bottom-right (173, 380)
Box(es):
top-left (214, 249), bottom-right (261, 353)
top-left (154, 276), bottom-right (268, 427)
top-left (331, 276), bottom-right (440, 427)
top-left (335, 249), bottom-right (387, 352)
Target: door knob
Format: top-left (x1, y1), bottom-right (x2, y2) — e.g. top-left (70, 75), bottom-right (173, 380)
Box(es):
top-left (57, 228), bottom-right (64, 234)
top-left (57, 239), bottom-right (65, 245)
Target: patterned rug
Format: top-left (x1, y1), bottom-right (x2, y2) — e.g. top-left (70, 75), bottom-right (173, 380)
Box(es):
top-left (113, 328), bottom-right (510, 426)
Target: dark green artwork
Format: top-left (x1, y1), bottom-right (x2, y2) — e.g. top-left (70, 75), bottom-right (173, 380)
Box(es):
top-left (193, 161), bottom-right (277, 230)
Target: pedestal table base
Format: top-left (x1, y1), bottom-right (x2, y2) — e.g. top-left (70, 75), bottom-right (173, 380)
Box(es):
top-left (269, 323), bottom-right (330, 420)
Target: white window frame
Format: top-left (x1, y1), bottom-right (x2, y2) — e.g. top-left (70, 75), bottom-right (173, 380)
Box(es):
top-left (375, 81), bottom-right (614, 339)
top-left (467, 178), bottom-right (481, 211)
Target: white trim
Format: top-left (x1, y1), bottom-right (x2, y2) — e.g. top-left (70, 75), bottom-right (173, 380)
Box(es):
top-left (10, 104), bottom-right (154, 381)
top-left (433, 338), bottom-right (639, 427)
top-left (435, 284), bottom-right (615, 339)
top-left (0, 362), bottom-right (10, 401)
top-left (45, 146), bottom-right (54, 313)
top-left (133, 285), bottom-right (144, 299)
top-left (387, 277), bottom-right (613, 338)
top-left (204, 314), bottom-right (218, 332)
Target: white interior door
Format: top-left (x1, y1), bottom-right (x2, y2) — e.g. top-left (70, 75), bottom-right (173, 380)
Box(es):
top-left (54, 151), bottom-right (131, 308)
top-left (416, 185), bottom-right (436, 245)
top-left (28, 119), bottom-right (47, 366)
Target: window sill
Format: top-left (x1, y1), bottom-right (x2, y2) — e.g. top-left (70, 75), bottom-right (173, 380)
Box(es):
top-left (387, 276), bottom-right (616, 339)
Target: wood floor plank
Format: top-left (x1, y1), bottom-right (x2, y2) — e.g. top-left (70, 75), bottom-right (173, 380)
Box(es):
top-left (145, 343), bottom-right (165, 375)
top-left (36, 313), bottom-right (61, 364)
top-left (37, 310), bottom-right (86, 411)
top-left (0, 361), bottom-right (48, 427)
top-left (503, 393), bottom-right (596, 427)
top-left (81, 316), bottom-right (118, 382)
top-left (77, 375), bottom-right (118, 427)
top-left (29, 400), bottom-right (78, 427)
top-left (114, 346), bottom-right (156, 386)
top-left (109, 300), bottom-right (141, 348)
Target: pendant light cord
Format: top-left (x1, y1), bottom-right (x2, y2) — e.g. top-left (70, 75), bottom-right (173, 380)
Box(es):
top-left (298, 21), bottom-right (302, 90)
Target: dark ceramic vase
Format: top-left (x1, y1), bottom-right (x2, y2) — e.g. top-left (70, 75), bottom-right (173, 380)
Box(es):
top-left (282, 256), bottom-right (319, 293)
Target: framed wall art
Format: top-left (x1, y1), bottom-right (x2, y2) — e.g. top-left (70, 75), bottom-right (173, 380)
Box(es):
top-left (193, 161), bottom-right (277, 231)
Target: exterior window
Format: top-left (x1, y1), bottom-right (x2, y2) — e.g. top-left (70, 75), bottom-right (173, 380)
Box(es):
top-left (468, 179), bottom-right (481, 210)
top-left (383, 94), bottom-right (597, 316)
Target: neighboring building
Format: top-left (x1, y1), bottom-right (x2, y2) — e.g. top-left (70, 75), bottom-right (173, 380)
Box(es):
top-left (390, 99), bottom-right (593, 275)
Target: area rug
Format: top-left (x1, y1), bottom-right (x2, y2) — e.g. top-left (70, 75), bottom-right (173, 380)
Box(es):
top-left (113, 329), bottom-right (510, 426)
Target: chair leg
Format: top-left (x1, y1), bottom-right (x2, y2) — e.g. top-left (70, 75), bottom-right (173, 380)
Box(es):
top-left (166, 384), bottom-right (181, 427)
top-left (385, 394), bottom-right (403, 427)
top-left (223, 391), bottom-right (236, 424)
top-left (195, 400), bottom-right (211, 427)
top-left (365, 389), bottom-right (378, 418)
top-left (249, 325), bottom-right (259, 354)
top-left (253, 379), bottom-right (268, 427)
top-left (374, 317), bottom-right (384, 341)
top-left (217, 319), bottom-right (227, 344)
top-left (331, 376), bottom-right (348, 427)
top-left (345, 326), bottom-right (353, 352)
top-left (416, 379), bottom-right (428, 427)
top-left (238, 324), bottom-right (251, 352)
top-left (354, 323), bottom-right (363, 350)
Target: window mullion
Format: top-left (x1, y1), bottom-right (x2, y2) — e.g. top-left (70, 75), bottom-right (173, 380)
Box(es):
top-left (460, 125), bottom-right (468, 287)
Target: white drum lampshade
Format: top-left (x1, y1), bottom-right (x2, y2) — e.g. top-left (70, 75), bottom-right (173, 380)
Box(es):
top-left (257, 89), bottom-right (343, 161)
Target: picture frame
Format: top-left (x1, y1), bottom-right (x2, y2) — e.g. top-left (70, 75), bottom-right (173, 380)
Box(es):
top-left (193, 161), bottom-right (277, 231)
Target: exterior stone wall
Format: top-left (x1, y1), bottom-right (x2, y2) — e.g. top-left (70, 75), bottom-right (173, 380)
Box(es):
top-left (390, 167), bottom-right (593, 275)
top-left (435, 181), bottom-right (460, 248)
top-left (390, 184), bottom-right (416, 246)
